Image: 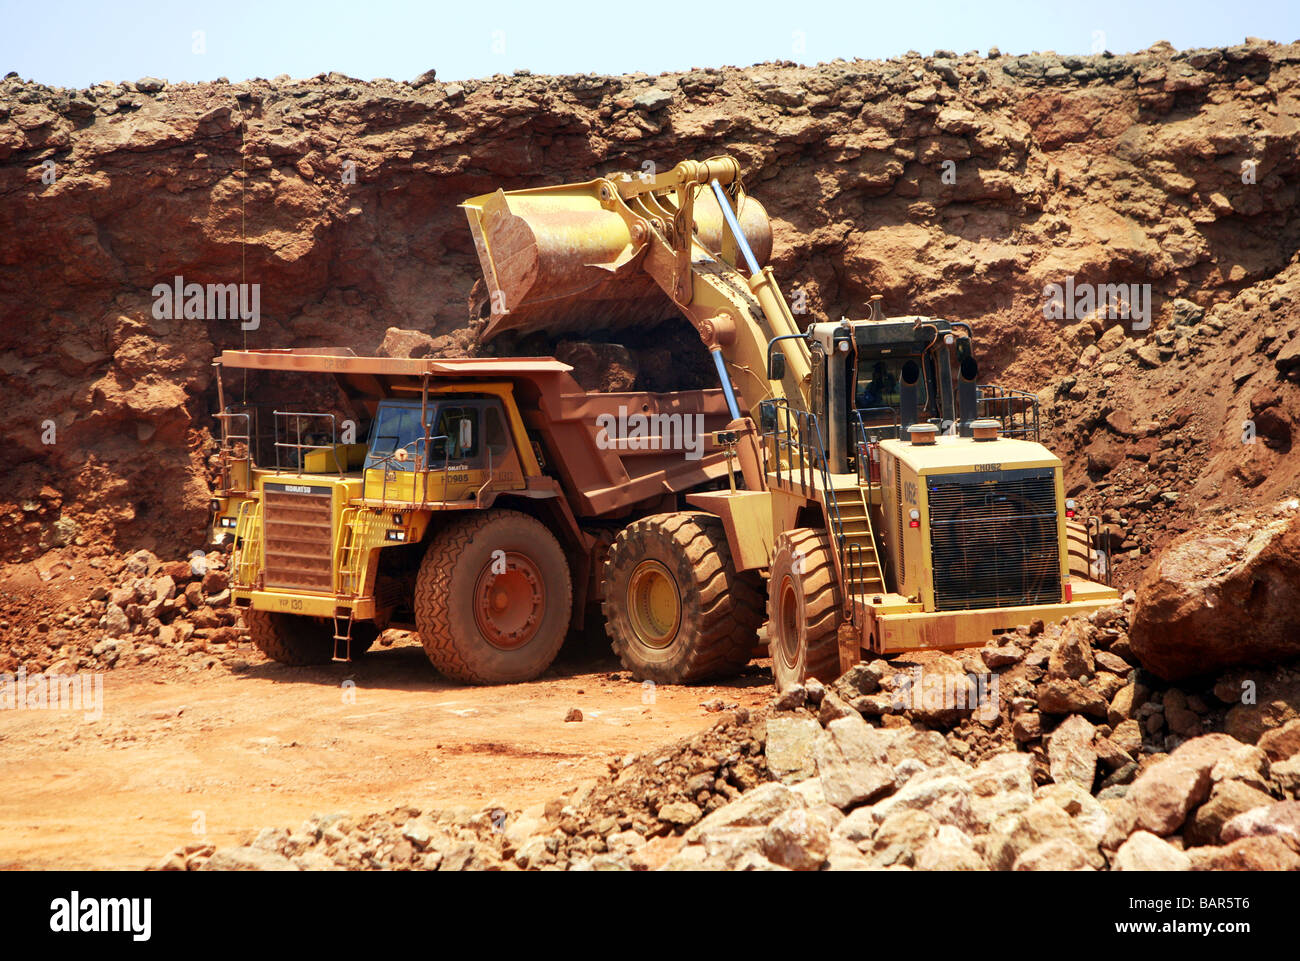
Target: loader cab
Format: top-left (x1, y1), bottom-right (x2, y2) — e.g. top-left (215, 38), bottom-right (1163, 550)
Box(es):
top-left (806, 317), bottom-right (966, 473)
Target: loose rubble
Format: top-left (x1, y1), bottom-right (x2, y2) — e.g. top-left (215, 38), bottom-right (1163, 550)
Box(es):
top-left (171, 592), bottom-right (1300, 870)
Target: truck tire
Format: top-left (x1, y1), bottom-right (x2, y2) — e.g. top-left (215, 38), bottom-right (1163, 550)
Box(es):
top-left (244, 610), bottom-right (377, 666)
top-left (768, 528), bottom-right (842, 691)
top-left (603, 512), bottom-right (763, 684)
top-left (414, 510), bottom-right (571, 684)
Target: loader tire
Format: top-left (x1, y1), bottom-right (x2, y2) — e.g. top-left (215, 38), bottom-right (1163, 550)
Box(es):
top-left (603, 512), bottom-right (763, 684)
top-left (414, 510), bottom-right (571, 684)
top-left (768, 528), bottom-right (842, 691)
top-left (244, 610), bottom-right (377, 666)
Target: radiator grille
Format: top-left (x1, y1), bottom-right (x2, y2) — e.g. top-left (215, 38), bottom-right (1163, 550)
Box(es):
top-left (262, 483), bottom-right (334, 592)
top-left (927, 468), bottom-right (1061, 612)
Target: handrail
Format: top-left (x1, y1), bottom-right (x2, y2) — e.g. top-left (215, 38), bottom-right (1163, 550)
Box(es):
top-left (1086, 515), bottom-right (1113, 586)
top-left (849, 406), bottom-right (901, 488)
top-left (271, 410), bottom-right (345, 474)
top-left (977, 384), bottom-right (1040, 441)
top-left (759, 398), bottom-right (862, 623)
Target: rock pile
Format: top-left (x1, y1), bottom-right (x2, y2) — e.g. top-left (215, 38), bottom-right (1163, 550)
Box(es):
top-left (0, 547), bottom-right (248, 676)
top-left (172, 592), bottom-right (1300, 870)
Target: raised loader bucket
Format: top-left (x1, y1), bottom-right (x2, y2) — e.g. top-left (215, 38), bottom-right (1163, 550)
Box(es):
top-left (462, 176), bottom-right (773, 342)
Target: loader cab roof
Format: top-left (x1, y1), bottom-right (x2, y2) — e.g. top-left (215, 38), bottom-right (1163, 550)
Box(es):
top-left (807, 316), bottom-right (964, 353)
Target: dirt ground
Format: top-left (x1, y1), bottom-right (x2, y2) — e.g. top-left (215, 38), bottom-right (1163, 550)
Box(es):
top-left (0, 635), bottom-right (773, 869)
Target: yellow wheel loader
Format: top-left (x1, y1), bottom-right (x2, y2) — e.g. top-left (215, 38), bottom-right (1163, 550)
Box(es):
top-left (462, 156), bottom-right (1120, 689)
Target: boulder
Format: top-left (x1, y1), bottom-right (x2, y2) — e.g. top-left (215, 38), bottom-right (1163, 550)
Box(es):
top-left (1220, 800), bottom-right (1300, 850)
top-left (1187, 835), bottom-right (1300, 870)
top-left (1113, 831), bottom-right (1192, 870)
top-left (200, 846), bottom-right (299, 871)
top-left (1129, 515), bottom-right (1300, 680)
top-left (870, 775), bottom-right (976, 833)
top-left (813, 715), bottom-right (897, 810)
top-left (1047, 621), bottom-right (1096, 679)
top-left (1047, 714), bottom-right (1098, 788)
top-left (377, 327), bottom-right (437, 358)
top-left (760, 807), bottom-right (830, 870)
top-left (1184, 780), bottom-right (1275, 847)
top-left (1038, 678), bottom-right (1109, 718)
top-left (764, 717), bottom-right (821, 783)
top-left (1258, 719), bottom-right (1300, 761)
top-left (914, 825), bottom-right (985, 871)
top-left (686, 783), bottom-right (804, 841)
top-left (1013, 838), bottom-right (1095, 870)
top-left (1125, 734), bottom-right (1246, 835)
top-left (987, 800), bottom-right (1105, 870)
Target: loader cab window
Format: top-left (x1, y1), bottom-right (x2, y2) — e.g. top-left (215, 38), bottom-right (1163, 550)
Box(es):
top-left (855, 357), bottom-right (903, 410)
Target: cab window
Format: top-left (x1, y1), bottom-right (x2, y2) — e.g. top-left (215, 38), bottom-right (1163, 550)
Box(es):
top-left (365, 402), bottom-right (425, 472)
top-left (485, 405), bottom-right (509, 458)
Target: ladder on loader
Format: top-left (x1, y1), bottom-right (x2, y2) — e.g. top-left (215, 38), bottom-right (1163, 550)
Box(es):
top-left (834, 483), bottom-right (887, 603)
top-left (763, 399), bottom-right (887, 623)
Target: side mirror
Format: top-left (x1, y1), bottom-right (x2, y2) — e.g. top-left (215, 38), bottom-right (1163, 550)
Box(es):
top-left (768, 351), bottom-right (786, 382)
top-left (459, 417), bottom-right (474, 451)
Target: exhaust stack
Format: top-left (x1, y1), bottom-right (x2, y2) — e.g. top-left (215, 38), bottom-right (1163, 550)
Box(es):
top-left (958, 355), bottom-right (979, 437)
top-left (899, 359), bottom-right (921, 432)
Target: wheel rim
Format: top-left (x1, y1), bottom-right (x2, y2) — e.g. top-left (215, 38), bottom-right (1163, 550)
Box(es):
top-left (627, 559), bottom-right (681, 649)
top-left (474, 552), bottom-right (545, 651)
top-left (775, 574), bottom-right (802, 674)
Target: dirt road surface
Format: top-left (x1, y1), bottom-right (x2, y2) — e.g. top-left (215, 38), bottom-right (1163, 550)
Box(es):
top-left (0, 637), bottom-right (772, 869)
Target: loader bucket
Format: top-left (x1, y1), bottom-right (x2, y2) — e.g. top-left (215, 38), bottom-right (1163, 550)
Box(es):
top-left (462, 178), bottom-right (773, 342)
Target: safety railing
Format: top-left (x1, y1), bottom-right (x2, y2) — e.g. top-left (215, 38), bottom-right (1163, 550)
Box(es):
top-left (230, 499), bottom-right (263, 589)
top-left (214, 410), bottom-right (252, 492)
top-left (850, 406), bottom-right (901, 489)
top-left (760, 398), bottom-right (865, 623)
top-left (272, 411), bottom-right (348, 474)
top-left (977, 385), bottom-right (1040, 441)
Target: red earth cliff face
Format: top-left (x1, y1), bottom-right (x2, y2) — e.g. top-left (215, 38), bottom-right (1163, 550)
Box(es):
top-left (2, 40), bottom-right (1299, 567)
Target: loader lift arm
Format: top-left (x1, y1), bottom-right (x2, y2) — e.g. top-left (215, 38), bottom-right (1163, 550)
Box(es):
top-left (462, 156), bottom-right (812, 417)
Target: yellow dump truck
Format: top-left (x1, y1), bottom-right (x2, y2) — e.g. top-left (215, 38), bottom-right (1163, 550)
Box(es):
top-left (210, 350), bottom-right (761, 683)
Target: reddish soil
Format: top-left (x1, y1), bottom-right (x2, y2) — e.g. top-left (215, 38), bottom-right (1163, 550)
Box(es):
top-left (0, 637), bottom-right (772, 869)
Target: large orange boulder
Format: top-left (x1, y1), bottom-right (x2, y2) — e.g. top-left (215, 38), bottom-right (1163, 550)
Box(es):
top-left (1129, 509), bottom-right (1300, 681)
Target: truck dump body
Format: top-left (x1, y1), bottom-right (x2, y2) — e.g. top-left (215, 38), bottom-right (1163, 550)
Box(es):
top-left (215, 348), bottom-right (736, 519)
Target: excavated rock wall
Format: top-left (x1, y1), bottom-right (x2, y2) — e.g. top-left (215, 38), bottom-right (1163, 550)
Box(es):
top-left (3, 40), bottom-right (1299, 565)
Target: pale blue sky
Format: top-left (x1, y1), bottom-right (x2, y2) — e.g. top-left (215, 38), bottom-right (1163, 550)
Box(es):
top-left (3, 0), bottom-right (1298, 89)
